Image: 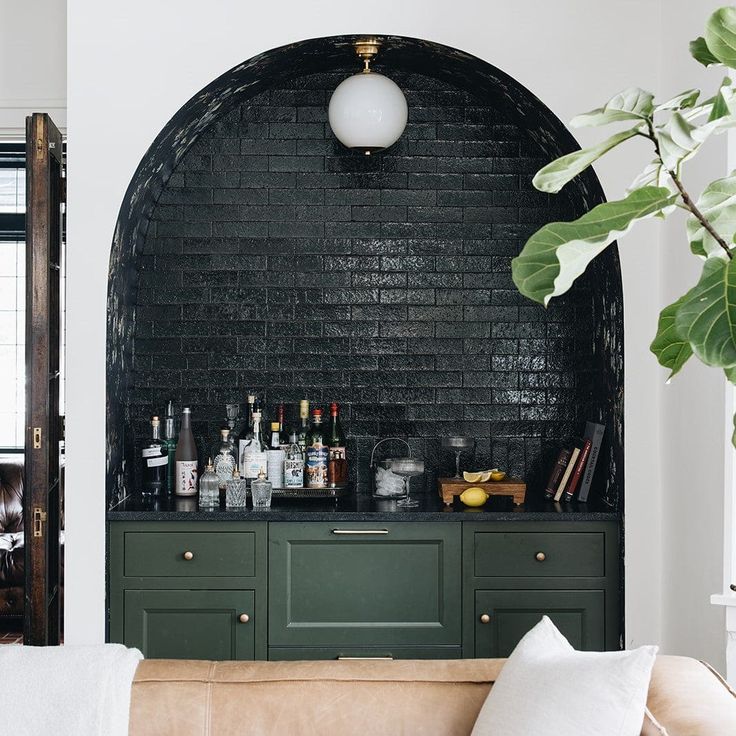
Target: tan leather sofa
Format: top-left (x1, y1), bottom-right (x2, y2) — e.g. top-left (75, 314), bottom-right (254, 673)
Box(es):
top-left (129, 655), bottom-right (736, 735)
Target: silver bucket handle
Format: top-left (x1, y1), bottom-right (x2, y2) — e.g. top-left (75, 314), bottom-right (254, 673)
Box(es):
top-left (369, 437), bottom-right (411, 468)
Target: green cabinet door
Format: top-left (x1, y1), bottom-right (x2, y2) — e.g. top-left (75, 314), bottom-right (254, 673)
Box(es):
top-left (474, 590), bottom-right (605, 658)
top-left (269, 522), bottom-right (461, 647)
top-left (124, 589), bottom-right (255, 660)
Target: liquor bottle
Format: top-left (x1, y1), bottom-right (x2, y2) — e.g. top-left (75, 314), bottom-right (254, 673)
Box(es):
top-left (141, 415), bottom-right (168, 496)
top-left (284, 431), bottom-right (304, 488)
top-left (251, 470), bottom-right (273, 508)
top-left (199, 458), bottom-right (220, 510)
top-left (297, 399), bottom-right (310, 452)
top-left (277, 403), bottom-right (290, 450)
top-left (246, 393), bottom-right (256, 430)
top-left (326, 402), bottom-right (348, 488)
top-left (240, 410), bottom-right (268, 481)
top-left (175, 407), bottom-right (198, 497)
top-left (267, 421), bottom-right (286, 488)
top-left (305, 408), bottom-right (328, 488)
top-left (212, 428), bottom-right (237, 489)
top-left (225, 468), bottom-right (247, 508)
top-left (162, 400), bottom-right (177, 494)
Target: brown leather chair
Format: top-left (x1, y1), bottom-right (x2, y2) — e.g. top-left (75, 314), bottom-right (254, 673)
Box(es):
top-left (0, 459), bottom-right (25, 620)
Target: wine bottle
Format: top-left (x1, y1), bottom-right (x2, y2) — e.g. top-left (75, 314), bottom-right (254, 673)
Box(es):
top-left (326, 402), bottom-right (348, 488)
top-left (162, 400), bottom-right (177, 494)
top-left (267, 421), bottom-right (285, 488)
top-left (297, 399), bottom-right (309, 452)
top-left (305, 408), bottom-right (328, 488)
top-left (141, 415), bottom-right (168, 496)
top-left (175, 407), bottom-right (198, 497)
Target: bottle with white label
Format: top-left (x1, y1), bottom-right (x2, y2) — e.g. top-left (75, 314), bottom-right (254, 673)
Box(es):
top-left (267, 421), bottom-right (285, 488)
top-left (142, 415), bottom-right (168, 496)
top-left (175, 407), bottom-right (199, 497)
top-left (305, 408), bottom-right (328, 488)
top-left (240, 410), bottom-right (268, 482)
top-left (284, 431), bottom-right (304, 488)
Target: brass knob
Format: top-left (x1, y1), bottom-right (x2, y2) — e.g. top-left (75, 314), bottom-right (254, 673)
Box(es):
top-left (535, 552), bottom-right (546, 562)
top-left (480, 614), bottom-right (490, 624)
top-left (239, 613), bottom-right (250, 624)
top-left (183, 551), bottom-right (194, 561)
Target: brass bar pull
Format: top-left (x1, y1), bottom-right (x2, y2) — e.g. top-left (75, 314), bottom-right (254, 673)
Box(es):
top-left (337, 656), bottom-right (394, 660)
top-left (331, 529), bottom-right (389, 535)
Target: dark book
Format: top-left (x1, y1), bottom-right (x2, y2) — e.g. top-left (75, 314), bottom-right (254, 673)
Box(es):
top-left (563, 438), bottom-right (592, 502)
top-left (577, 422), bottom-right (606, 502)
top-left (544, 448), bottom-right (572, 499)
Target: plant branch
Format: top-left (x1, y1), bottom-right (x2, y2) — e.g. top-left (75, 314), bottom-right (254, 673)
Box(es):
top-left (645, 120), bottom-right (732, 259)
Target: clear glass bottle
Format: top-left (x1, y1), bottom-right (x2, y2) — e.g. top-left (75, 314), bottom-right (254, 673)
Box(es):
top-left (212, 428), bottom-right (237, 489)
top-left (162, 400), bottom-right (177, 495)
top-left (175, 407), bottom-right (198, 497)
top-left (305, 408), bottom-right (328, 489)
top-left (199, 458), bottom-right (220, 510)
top-left (240, 410), bottom-right (268, 481)
top-left (284, 431), bottom-right (304, 488)
top-left (267, 421), bottom-right (285, 488)
top-left (225, 467), bottom-right (248, 508)
top-left (326, 401), bottom-right (348, 488)
top-left (251, 470), bottom-right (273, 508)
top-left (141, 415), bottom-right (168, 497)
top-left (297, 399), bottom-right (310, 452)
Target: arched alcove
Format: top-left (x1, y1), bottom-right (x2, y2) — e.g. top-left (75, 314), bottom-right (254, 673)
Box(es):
top-left (107, 35), bottom-right (623, 508)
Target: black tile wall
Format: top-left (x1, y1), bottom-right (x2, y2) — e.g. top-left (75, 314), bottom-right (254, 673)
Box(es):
top-left (127, 68), bottom-right (610, 498)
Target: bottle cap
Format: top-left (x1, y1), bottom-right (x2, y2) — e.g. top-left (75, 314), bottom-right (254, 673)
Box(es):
top-left (247, 394), bottom-right (256, 403)
top-left (206, 457), bottom-right (214, 470)
top-left (271, 421), bottom-right (280, 431)
top-left (257, 470), bottom-right (267, 480)
top-left (220, 428), bottom-right (229, 438)
top-left (330, 402), bottom-right (338, 415)
top-left (151, 415), bottom-right (160, 425)
top-left (300, 399), bottom-right (309, 417)
top-left (183, 407), bottom-right (191, 414)
top-left (312, 408), bottom-right (323, 417)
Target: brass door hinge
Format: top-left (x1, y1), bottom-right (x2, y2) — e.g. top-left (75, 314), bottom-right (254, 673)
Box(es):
top-left (33, 507), bottom-right (47, 538)
top-left (33, 427), bottom-right (42, 449)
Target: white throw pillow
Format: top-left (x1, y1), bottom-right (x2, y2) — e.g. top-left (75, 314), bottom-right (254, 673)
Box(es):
top-left (471, 616), bottom-right (658, 736)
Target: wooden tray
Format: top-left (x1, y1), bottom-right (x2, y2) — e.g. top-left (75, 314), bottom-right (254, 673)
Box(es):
top-left (438, 477), bottom-right (526, 506)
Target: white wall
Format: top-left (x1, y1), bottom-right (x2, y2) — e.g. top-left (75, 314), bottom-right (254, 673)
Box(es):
top-left (61, 0), bottom-right (727, 667)
top-left (0, 0), bottom-right (66, 138)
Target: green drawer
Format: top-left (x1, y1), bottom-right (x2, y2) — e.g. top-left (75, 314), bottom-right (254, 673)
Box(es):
top-left (268, 646), bottom-right (462, 661)
top-left (123, 530), bottom-right (256, 578)
top-left (269, 522), bottom-right (461, 647)
top-left (473, 531), bottom-right (605, 578)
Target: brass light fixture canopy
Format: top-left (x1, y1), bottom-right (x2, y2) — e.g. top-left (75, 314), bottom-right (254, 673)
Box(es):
top-left (327, 36), bottom-right (408, 155)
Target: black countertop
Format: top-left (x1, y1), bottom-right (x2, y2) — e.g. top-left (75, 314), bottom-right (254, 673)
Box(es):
top-left (107, 493), bottom-right (620, 522)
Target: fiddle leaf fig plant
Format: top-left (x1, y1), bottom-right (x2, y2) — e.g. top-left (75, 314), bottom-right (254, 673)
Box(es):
top-left (511, 5), bottom-right (736, 446)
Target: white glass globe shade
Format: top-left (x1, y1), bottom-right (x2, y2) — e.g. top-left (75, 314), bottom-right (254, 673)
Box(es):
top-left (328, 72), bottom-right (408, 153)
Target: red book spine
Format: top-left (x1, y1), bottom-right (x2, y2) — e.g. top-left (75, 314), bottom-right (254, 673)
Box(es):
top-left (544, 448), bottom-right (571, 499)
top-left (564, 439), bottom-right (592, 501)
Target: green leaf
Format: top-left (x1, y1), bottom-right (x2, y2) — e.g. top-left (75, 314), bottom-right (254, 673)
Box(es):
top-left (532, 128), bottom-right (640, 194)
top-left (675, 257), bottom-right (736, 368)
top-left (725, 365), bottom-right (736, 383)
top-left (654, 89), bottom-right (700, 112)
top-left (650, 295), bottom-right (693, 379)
top-left (657, 112), bottom-right (706, 169)
top-left (687, 173), bottom-right (736, 258)
top-left (690, 36), bottom-right (721, 67)
top-left (705, 7), bottom-right (736, 69)
top-left (570, 88), bottom-right (655, 127)
top-left (512, 187), bottom-right (676, 305)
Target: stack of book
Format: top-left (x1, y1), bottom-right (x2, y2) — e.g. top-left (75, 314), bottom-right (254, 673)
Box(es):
top-left (544, 421), bottom-right (605, 503)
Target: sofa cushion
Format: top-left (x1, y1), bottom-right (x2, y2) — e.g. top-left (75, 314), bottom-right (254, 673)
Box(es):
top-left (0, 532), bottom-right (24, 586)
top-left (0, 459), bottom-right (23, 534)
top-left (0, 585), bottom-right (23, 617)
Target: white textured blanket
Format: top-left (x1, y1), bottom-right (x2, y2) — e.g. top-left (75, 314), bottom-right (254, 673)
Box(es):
top-left (0, 643), bottom-right (143, 736)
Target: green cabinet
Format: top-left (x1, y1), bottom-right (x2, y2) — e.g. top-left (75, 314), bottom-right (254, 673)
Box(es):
top-left (124, 589), bottom-right (255, 660)
top-left (268, 522), bottom-right (461, 648)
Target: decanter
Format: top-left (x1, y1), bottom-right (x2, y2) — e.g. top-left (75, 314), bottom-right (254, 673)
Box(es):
top-left (212, 428), bottom-right (237, 489)
top-left (198, 458), bottom-right (220, 510)
top-left (226, 468), bottom-right (248, 508)
top-left (251, 470), bottom-right (273, 508)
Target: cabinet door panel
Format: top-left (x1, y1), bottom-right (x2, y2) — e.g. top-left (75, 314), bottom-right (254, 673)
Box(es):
top-left (269, 522), bottom-right (461, 647)
top-left (268, 646), bottom-right (462, 660)
top-left (124, 589), bottom-right (255, 660)
top-left (474, 590), bottom-right (605, 658)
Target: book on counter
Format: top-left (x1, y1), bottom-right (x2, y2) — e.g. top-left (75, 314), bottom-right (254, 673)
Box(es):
top-left (544, 421), bottom-right (605, 503)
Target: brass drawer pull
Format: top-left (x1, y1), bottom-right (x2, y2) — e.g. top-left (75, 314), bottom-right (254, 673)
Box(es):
top-left (337, 655), bottom-right (394, 660)
top-left (535, 552), bottom-right (546, 562)
top-left (480, 614), bottom-right (491, 624)
top-left (331, 529), bottom-right (389, 535)
top-left (239, 613), bottom-right (250, 624)
top-left (183, 551), bottom-right (194, 561)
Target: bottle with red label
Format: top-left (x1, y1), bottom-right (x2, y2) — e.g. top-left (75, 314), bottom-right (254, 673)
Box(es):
top-left (305, 408), bottom-right (328, 488)
top-left (326, 402), bottom-right (348, 488)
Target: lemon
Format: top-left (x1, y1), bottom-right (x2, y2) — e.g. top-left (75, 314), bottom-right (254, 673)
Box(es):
top-left (462, 471), bottom-right (484, 483)
top-left (459, 487), bottom-right (489, 507)
top-left (489, 470), bottom-right (507, 482)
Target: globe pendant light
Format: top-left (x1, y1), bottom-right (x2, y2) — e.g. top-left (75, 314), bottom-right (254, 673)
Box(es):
top-left (328, 38), bottom-right (408, 155)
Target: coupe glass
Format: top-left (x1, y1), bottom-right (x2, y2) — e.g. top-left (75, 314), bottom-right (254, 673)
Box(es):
top-left (386, 457), bottom-right (425, 508)
top-left (441, 436), bottom-right (475, 479)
